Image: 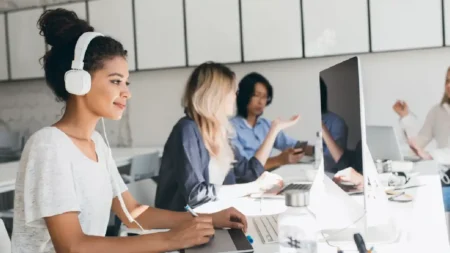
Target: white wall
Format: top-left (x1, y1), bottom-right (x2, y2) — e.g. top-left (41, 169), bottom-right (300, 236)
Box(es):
top-left (1, 47), bottom-right (449, 150)
top-left (129, 47), bottom-right (450, 149)
top-left (0, 80), bottom-right (132, 147)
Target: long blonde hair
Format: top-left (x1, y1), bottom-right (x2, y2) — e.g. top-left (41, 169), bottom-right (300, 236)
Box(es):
top-left (182, 62), bottom-right (236, 168)
top-left (441, 67), bottom-right (450, 105)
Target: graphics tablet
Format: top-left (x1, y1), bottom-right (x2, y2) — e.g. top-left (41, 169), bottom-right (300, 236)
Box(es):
top-left (183, 229), bottom-right (253, 253)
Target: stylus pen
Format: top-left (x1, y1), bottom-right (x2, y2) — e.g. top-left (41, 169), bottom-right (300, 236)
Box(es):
top-left (394, 184), bottom-right (425, 190)
top-left (185, 205), bottom-right (216, 240)
top-left (353, 233), bottom-right (367, 253)
top-left (184, 205), bottom-right (199, 217)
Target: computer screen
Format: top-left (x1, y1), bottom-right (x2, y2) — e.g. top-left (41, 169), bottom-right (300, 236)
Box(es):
top-left (315, 57), bottom-right (398, 247)
top-left (319, 56), bottom-right (364, 176)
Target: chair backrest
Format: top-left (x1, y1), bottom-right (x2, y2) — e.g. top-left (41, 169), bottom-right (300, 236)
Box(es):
top-left (127, 179), bottom-right (158, 207)
top-left (130, 152), bottom-right (160, 182)
top-left (0, 219), bottom-right (11, 253)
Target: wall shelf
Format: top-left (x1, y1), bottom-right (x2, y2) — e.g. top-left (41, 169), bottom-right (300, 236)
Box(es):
top-left (0, 0), bottom-right (447, 83)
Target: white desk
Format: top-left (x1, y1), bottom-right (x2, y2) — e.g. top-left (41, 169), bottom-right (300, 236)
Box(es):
top-left (195, 161), bottom-right (450, 253)
top-left (110, 147), bottom-right (163, 167)
top-left (0, 147), bottom-right (163, 194)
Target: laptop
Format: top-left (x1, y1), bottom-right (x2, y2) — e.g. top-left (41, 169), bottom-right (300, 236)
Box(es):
top-left (250, 172), bottom-right (313, 199)
top-left (366, 125), bottom-right (404, 161)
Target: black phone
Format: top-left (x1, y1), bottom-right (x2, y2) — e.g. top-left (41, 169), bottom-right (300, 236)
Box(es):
top-left (294, 141), bottom-right (307, 154)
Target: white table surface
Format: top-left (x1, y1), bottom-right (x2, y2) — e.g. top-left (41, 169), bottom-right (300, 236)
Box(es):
top-left (194, 161), bottom-right (450, 253)
top-left (0, 147), bottom-right (163, 193)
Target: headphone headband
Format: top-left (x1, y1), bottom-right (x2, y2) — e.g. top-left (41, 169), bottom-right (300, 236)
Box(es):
top-left (71, 32), bottom-right (104, 70)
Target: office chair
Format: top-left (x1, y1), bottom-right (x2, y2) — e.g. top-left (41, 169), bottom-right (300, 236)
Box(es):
top-left (0, 218), bottom-right (11, 253)
top-left (121, 152), bottom-right (160, 183)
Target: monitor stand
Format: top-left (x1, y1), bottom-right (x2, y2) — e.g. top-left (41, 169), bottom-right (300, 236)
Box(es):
top-left (310, 143), bottom-right (400, 250)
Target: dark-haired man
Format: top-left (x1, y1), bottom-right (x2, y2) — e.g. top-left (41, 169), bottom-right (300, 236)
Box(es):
top-left (230, 72), bottom-right (313, 170)
top-left (320, 77), bottom-right (349, 169)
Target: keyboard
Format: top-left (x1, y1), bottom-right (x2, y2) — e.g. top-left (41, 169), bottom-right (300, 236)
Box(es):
top-left (253, 215), bottom-right (279, 244)
top-left (404, 155), bottom-right (422, 163)
top-left (249, 183), bottom-right (312, 199)
top-left (278, 183), bottom-right (312, 195)
top-left (430, 148), bottom-right (450, 166)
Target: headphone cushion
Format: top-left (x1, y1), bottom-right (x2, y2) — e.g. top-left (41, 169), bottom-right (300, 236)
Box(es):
top-left (64, 70), bottom-right (92, 96)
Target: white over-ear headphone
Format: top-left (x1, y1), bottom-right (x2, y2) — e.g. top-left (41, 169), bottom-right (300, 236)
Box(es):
top-left (64, 32), bottom-right (104, 96)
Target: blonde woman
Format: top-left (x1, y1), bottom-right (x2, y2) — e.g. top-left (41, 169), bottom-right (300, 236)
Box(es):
top-left (155, 62), bottom-right (299, 211)
top-left (393, 67), bottom-right (450, 211)
top-left (393, 67), bottom-right (450, 158)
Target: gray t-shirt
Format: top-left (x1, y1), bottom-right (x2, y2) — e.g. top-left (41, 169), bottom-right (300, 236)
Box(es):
top-left (11, 127), bottom-right (127, 253)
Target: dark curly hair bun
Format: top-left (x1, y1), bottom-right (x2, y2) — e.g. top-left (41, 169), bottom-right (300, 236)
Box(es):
top-left (38, 8), bottom-right (93, 48)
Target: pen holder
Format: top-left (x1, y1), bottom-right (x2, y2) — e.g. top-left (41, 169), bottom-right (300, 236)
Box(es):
top-left (375, 159), bottom-right (392, 173)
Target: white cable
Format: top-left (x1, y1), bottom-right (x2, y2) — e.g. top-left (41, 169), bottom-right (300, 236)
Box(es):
top-left (101, 118), bottom-right (145, 232)
top-left (307, 206), bottom-right (367, 247)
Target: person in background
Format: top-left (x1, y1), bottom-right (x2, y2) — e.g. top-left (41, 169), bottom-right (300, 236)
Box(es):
top-left (323, 124), bottom-right (364, 191)
top-left (12, 9), bottom-right (247, 253)
top-left (333, 167), bottom-right (364, 192)
top-left (231, 72), bottom-right (312, 170)
top-left (393, 67), bottom-right (450, 212)
top-left (320, 77), bottom-right (349, 167)
top-left (155, 63), bottom-right (299, 212)
top-left (322, 123), bottom-right (362, 174)
top-left (393, 67), bottom-right (450, 158)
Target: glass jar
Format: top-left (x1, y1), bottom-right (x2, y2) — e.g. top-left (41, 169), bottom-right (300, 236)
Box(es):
top-left (278, 190), bottom-right (318, 253)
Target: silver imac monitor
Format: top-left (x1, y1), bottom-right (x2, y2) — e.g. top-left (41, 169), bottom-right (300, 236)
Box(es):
top-left (320, 57), bottom-right (363, 177)
top-left (317, 57), bottom-right (399, 249)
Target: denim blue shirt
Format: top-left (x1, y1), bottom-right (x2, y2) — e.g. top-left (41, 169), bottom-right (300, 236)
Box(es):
top-left (230, 116), bottom-right (298, 159)
top-left (322, 111), bottom-right (348, 157)
top-left (322, 111), bottom-right (348, 172)
top-left (155, 116), bottom-right (264, 211)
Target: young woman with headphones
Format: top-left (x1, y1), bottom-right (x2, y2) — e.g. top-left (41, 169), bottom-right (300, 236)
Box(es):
top-left (11, 9), bottom-right (246, 253)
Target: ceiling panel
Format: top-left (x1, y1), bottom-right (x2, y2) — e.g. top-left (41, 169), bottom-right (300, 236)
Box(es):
top-left (0, 0), bottom-right (89, 12)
